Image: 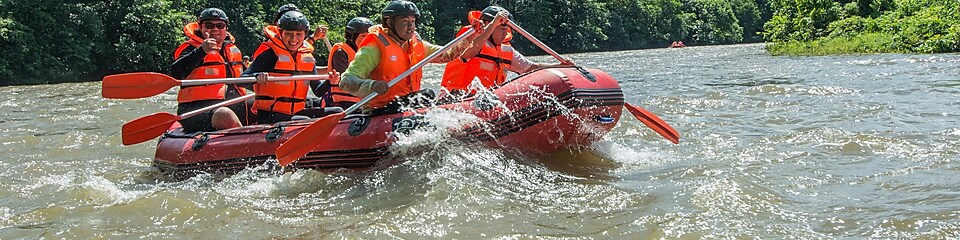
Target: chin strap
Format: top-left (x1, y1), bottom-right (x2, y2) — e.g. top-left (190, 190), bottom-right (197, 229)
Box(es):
top-left (384, 20), bottom-right (412, 43)
top-left (387, 27), bottom-right (408, 42)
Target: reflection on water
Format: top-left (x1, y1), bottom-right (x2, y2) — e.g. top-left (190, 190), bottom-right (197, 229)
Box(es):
top-left (2, 43), bottom-right (959, 238)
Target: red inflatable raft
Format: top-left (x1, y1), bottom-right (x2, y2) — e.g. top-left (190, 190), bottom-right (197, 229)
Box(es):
top-left (153, 67), bottom-right (624, 175)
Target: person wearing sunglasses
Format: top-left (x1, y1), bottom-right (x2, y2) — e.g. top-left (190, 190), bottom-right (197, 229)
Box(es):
top-left (168, 8), bottom-right (252, 133)
top-left (242, 11), bottom-right (341, 124)
top-left (441, 6), bottom-right (575, 97)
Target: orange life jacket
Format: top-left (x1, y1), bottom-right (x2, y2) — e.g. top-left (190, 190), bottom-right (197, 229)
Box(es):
top-left (361, 27), bottom-right (426, 109)
top-left (441, 26), bottom-right (514, 92)
top-left (326, 42), bottom-right (361, 104)
top-left (252, 27), bottom-right (317, 115)
top-left (251, 25), bottom-right (278, 59)
top-left (173, 22), bottom-right (246, 103)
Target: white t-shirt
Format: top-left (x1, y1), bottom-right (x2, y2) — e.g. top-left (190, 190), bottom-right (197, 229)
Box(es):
top-left (479, 41), bottom-right (535, 74)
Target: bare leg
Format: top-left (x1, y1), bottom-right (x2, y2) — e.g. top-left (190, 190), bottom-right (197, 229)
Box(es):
top-left (211, 107), bottom-right (242, 130)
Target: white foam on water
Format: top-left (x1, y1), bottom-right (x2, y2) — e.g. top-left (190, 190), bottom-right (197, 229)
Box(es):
top-left (25, 171), bottom-right (155, 209)
top-left (592, 139), bottom-right (661, 169)
top-left (946, 128), bottom-right (960, 136)
top-left (391, 108), bottom-right (481, 149)
top-left (0, 206), bottom-right (12, 227)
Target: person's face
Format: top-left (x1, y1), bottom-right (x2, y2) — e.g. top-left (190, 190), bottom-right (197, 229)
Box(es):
top-left (201, 20), bottom-right (227, 43)
top-left (389, 15), bottom-right (417, 40)
top-left (490, 21), bottom-right (510, 44)
top-left (281, 30), bottom-right (306, 50)
top-left (354, 33), bottom-right (369, 47)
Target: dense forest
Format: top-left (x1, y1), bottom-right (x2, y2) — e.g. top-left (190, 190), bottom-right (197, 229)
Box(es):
top-left (0, 0), bottom-right (956, 85)
top-left (0, 0), bottom-right (772, 85)
top-left (763, 0), bottom-right (960, 55)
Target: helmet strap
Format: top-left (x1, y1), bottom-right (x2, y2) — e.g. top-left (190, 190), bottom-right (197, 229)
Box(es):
top-left (385, 18), bottom-right (409, 42)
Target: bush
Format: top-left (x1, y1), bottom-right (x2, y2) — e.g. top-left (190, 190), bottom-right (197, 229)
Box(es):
top-left (764, 0), bottom-right (960, 54)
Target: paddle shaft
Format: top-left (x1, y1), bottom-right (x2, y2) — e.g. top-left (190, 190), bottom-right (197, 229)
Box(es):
top-left (180, 94), bottom-right (255, 119)
top-left (323, 37), bottom-right (333, 51)
top-left (507, 20), bottom-right (566, 63)
top-left (180, 75), bottom-right (329, 87)
top-left (342, 28), bottom-right (477, 115)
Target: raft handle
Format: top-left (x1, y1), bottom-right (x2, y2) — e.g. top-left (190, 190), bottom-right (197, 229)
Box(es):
top-left (191, 134), bottom-right (209, 151)
top-left (349, 117), bottom-right (369, 136)
top-left (266, 125), bottom-right (285, 143)
top-left (595, 115), bottom-right (615, 124)
top-left (575, 67), bottom-right (597, 82)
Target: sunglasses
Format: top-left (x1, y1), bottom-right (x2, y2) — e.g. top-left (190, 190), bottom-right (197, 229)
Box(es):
top-left (203, 23), bottom-right (227, 29)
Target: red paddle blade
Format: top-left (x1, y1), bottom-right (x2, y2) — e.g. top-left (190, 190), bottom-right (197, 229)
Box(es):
top-left (121, 112), bottom-right (180, 145)
top-left (276, 112), bottom-right (347, 167)
top-left (102, 72), bottom-right (180, 99)
top-left (624, 103), bottom-right (680, 144)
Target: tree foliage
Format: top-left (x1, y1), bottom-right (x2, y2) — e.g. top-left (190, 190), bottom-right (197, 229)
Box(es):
top-left (2, 0), bottom-right (772, 85)
top-left (763, 0), bottom-right (960, 54)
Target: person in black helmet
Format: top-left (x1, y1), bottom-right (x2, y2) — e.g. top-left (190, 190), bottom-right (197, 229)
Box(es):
top-left (242, 11), bottom-right (341, 124)
top-left (441, 6), bottom-right (574, 95)
top-left (339, 0), bottom-right (473, 114)
top-left (261, 4), bottom-right (329, 50)
top-left (253, 3), bottom-right (303, 59)
top-left (251, 3), bottom-right (332, 109)
top-left (323, 17), bottom-right (375, 109)
top-left (168, 7), bottom-right (252, 132)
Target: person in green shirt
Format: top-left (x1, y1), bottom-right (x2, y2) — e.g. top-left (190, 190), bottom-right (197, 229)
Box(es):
top-left (339, 0), bottom-right (474, 114)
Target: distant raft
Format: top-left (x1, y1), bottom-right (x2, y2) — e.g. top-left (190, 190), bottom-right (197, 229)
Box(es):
top-left (153, 67), bottom-right (625, 176)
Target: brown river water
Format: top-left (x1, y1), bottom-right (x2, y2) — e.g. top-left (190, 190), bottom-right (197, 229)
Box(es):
top-left (1, 43), bottom-right (959, 238)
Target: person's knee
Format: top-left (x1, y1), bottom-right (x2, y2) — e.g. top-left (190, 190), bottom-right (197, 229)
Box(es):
top-left (211, 107), bottom-right (241, 130)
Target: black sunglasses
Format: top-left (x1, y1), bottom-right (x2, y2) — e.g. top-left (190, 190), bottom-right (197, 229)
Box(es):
top-left (203, 23), bottom-right (227, 29)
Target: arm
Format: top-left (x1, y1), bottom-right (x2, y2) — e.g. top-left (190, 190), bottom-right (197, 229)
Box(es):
top-left (168, 46), bottom-right (206, 80)
top-left (339, 45), bottom-right (384, 97)
top-left (424, 39), bottom-right (475, 64)
top-left (512, 50), bottom-right (575, 73)
top-left (458, 13), bottom-right (506, 62)
top-left (240, 49), bottom-right (278, 89)
top-left (330, 49), bottom-right (351, 73)
top-left (307, 25), bottom-right (331, 49)
top-left (310, 67), bottom-right (330, 99)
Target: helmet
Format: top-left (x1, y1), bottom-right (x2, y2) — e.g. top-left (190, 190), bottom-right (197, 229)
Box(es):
top-left (345, 17), bottom-right (374, 34)
top-left (480, 6), bottom-right (512, 22)
top-left (277, 11), bottom-right (309, 31)
top-left (199, 8), bottom-right (229, 24)
top-left (381, 1), bottom-right (420, 19)
top-left (272, 4), bottom-right (299, 24)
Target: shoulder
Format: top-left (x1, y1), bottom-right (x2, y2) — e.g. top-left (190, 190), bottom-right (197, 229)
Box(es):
top-left (333, 48), bottom-right (349, 57)
top-left (355, 46), bottom-right (381, 57)
top-left (252, 48), bottom-right (278, 62)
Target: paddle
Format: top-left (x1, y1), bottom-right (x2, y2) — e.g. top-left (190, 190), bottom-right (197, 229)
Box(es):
top-left (507, 20), bottom-right (681, 144)
top-left (624, 103), bottom-right (680, 144)
top-left (121, 94), bottom-right (255, 146)
top-left (322, 36), bottom-right (333, 51)
top-left (102, 73), bottom-right (330, 99)
top-left (275, 28), bottom-right (479, 167)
